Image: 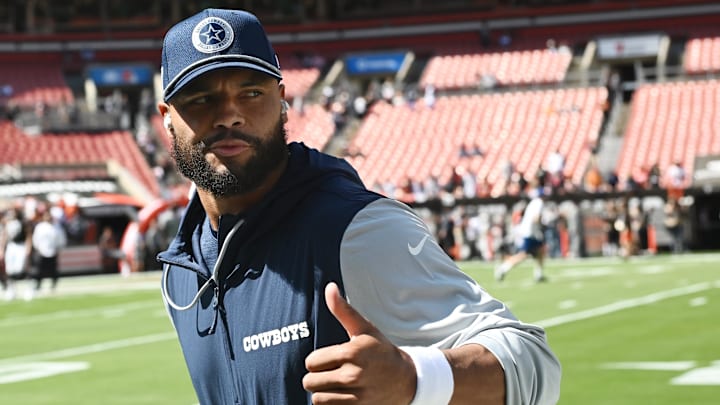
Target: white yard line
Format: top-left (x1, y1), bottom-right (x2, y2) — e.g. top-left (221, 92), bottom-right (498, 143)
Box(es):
top-left (537, 281), bottom-right (717, 328)
top-left (0, 300), bottom-right (160, 327)
top-left (0, 332), bottom-right (176, 365)
top-left (1, 278), bottom-right (717, 365)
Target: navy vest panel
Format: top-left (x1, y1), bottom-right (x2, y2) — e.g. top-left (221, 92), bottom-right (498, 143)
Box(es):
top-left (164, 179), bottom-right (381, 404)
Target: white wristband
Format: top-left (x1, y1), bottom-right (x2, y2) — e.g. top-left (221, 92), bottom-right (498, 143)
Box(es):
top-left (400, 346), bottom-right (454, 405)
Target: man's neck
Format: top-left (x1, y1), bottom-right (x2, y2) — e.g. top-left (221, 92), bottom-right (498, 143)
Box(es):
top-left (198, 161), bottom-right (287, 230)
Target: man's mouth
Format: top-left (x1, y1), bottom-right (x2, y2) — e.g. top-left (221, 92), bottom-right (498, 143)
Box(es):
top-left (207, 139), bottom-right (252, 157)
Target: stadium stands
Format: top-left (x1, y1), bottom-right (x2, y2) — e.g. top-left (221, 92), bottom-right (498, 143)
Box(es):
top-left (2, 0), bottom-right (720, 259)
top-left (684, 36), bottom-right (720, 75)
top-left (420, 48), bottom-right (573, 91)
top-left (281, 67), bottom-right (322, 100)
top-left (616, 79), bottom-right (720, 189)
top-left (285, 104), bottom-right (336, 151)
top-left (0, 63), bottom-right (73, 107)
top-left (0, 120), bottom-right (159, 199)
top-left (347, 86), bottom-right (608, 199)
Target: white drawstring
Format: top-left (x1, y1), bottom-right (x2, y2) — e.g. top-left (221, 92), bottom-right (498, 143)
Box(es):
top-left (161, 218), bottom-right (245, 311)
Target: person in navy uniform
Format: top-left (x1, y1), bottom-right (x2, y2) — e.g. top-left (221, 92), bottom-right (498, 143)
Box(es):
top-left (157, 8), bottom-right (560, 405)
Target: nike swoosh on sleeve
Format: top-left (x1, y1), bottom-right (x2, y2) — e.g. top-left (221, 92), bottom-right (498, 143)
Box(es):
top-left (408, 235), bottom-right (430, 256)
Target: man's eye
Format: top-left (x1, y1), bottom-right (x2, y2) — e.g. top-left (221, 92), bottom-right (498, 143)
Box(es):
top-left (246, 90), bottom-right (262, 98)
top-left (189, 95), bottom-right (210, 104)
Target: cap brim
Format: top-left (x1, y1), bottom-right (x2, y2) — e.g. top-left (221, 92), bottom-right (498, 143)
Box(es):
top-left (164, 59), bottom-right (282, 101)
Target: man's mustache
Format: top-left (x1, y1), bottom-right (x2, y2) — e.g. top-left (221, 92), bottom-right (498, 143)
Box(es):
top-left (200, 130), bottom-right (261, 149)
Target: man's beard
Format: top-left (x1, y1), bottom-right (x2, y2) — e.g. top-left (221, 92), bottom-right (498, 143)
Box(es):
top-left (170, 120), bottom-right (288, 197)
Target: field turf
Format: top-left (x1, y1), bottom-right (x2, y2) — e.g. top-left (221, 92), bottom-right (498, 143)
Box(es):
top-left (1, 252), bottom-right (718, 404)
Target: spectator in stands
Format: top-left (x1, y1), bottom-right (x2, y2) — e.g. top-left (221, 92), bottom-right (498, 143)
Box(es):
top-left (476, 175), bottom-right (492, 198)
top-left (546, 149), bottom-right (565, 189)
top-left (495, 187), bottom-right (548, 282)
top-left (155, 8), bottom-right (559, 405)
top-left (423, 83), bottom-right (436, 109)
top-left (666, 160), bottom-right (686, 199)
top-left (351, 94), bottom-right (368, 118)
top-left (648, 163), bottom-right (661, 190)
top-left (508, 169), bottom-right (528, 196)
top-left (606, 170), bottom-right (619, 191)
top-left (459, 142), bottom-right (483, 158)
top-left (380, 77), bottom-right (395, 103)
top-left (419, 172), bottom-right (437, 198)
top-left (535, 164), bottom-right (548, 191)
top-left (407, 176), bottom-right (428, 204)
top-left (583, 159), bottom-right (604, 192)
top-left (499, 31), bottom-right (512, 47)
top-left (623, 172), bottom-right (641, 192)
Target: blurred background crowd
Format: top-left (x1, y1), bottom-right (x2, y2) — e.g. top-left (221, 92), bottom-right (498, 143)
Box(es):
top-left (2, 0), bottom-right (720, 297)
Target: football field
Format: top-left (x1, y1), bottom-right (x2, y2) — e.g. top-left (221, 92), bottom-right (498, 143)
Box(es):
top-left (1, 253), bottom-right (718, 404)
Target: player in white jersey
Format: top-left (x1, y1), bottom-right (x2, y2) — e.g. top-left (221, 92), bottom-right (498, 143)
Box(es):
top-left (495, 188), bottom-right (548, 282)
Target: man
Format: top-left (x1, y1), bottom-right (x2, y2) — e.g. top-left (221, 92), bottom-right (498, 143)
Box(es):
top-left (1, 208), bottom-right (32, 301)
top-left (157, 8), bottom-right (560, 405)
top-left (30, 208), bottom-right (66, 299)
top-left (495, 188), bottom-right (547, 283)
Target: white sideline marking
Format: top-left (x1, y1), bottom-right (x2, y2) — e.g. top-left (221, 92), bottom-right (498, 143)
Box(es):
top-left (557, 300), bottom-right (577, 310)
top-left (0, 274), bottom-right (716, 381)
top-left (601, 361), bottom-right (697, 371)
top-left (671, 361), bottom-right (720, 385)
top-left (536, 282), bottom-right (716, 328)
top-left (0, 362), bottom-right (89, 384)
top-left (0, 332), bottom-right (176, 365)
top-left (601, 361), bottom-right (720, 386)
top-left (0, 300), bottom-right (159, 328)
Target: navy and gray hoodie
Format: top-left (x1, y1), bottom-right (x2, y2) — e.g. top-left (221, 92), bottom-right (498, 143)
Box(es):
top-left (159, 142), bottom-right (561, 405)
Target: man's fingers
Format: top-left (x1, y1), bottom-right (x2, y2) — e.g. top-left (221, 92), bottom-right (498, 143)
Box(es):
top-left (325, 282), bottom-right (375, 338)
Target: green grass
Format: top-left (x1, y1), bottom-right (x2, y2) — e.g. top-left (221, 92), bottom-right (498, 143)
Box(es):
top-left (1, 253), bottom-right (719, 404)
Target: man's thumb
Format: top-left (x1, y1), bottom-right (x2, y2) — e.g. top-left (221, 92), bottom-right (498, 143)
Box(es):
top-left (325, 282), bottom-right (374, 338)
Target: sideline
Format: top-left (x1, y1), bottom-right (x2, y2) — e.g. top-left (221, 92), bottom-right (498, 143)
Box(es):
top-left (1, 281), bottom-right (717, 365)
top-left (536, 281), bottom-right (718, 328)
top-left (0, 332), bottom-right (176, 365)
top-left (0, 299), bottom-right (160, 327)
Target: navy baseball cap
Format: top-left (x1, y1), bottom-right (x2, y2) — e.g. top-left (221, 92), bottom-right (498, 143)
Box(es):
top-left (161, 8), bottom-right (282, 101)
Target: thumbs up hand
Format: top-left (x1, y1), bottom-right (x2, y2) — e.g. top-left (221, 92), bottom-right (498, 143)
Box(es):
top-left (303, 282), bottom-right (417, 404)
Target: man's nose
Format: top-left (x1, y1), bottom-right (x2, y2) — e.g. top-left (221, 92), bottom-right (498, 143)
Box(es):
top-left (214, 99), bottom-right (247, 128)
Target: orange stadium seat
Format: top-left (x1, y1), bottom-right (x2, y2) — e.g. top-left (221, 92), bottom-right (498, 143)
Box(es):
top-left (616, 80), bottom-right (720, 189)
top-left (420, 48), bottom-right (572, 91)
top-left (0, 121), bottom-right (159, 197)
top-left (0, 63), bottom-right (73, 107)
top-left (684, 36), bottom-right (720, 75)
top-left (346, 87), bottom-right (607, 197)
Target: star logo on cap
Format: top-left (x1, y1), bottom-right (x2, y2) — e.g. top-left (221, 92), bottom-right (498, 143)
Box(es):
top-left (200, 24), bottom-right (224, 44)
top-left (192, 17), bottom-right (234, 54)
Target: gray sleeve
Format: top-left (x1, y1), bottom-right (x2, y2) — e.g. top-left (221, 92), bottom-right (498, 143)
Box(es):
top-left (340, 198), bottom-right (561, 405)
